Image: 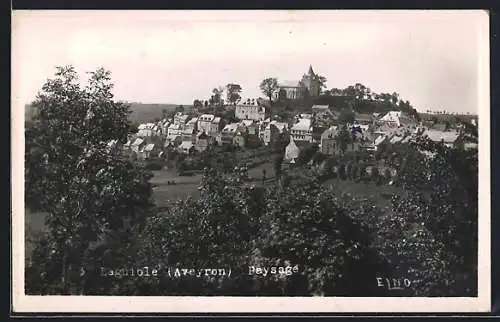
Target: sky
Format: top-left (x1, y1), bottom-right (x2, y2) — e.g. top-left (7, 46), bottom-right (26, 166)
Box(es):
top-left (12, 10), bottom-right (488, 114)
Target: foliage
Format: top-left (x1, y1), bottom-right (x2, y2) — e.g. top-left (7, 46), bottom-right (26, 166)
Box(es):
top-left (25, 66), bottom-right (154, 294)
top-left (351, 162), bottom-right (360, 182)
top-left (260, 78), bottom-right (279, 104)
top-left (345, 161), bottom-right (353, 180)
top-left (370, 166), bottom-right (381, 185)
top-left (257, 175), bottom-right (380, 296)
top-left (338, 163), bottom-right (347, 180)
top-left (312, 152), bottom-right (328, 165)
top-left (274, 154), bottom-right (284, 178)
top-left (226, 83), bottom-right (243, 106)
top-left (374, 125), bottom-right (478, 296)
top-left (175, 105), bottom-right (184, 113)
top-left (338, 108), bottom-right (355, 124)
top-left (336, 124), bottom-right (351, 153)
top-left (144, 159), bottom-right (164, 171)
top-left (320, 83), bottom-right (419, 119)
top-left (209, 87), bottom-right (224, 107)
top-left (193, 99), bottom-right (204, 109)
top-left (297, 144), bottom-right (318, 166)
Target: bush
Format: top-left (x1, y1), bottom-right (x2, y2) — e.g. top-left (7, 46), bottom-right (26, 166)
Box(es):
top-left (144, 161), bottom-right (164, 171)
top-left (371, 166), bottom-right (380, 185)
top-left (351, 163), bottom-right (360, 182)
top-left (384, 168), bottom-right (392, 183)
top-left (346, 162), bottom-right (353, 180)
top-left (338, 164), bottom-right (347, 180)
top-left (359, 164), bottom-right (369, 183)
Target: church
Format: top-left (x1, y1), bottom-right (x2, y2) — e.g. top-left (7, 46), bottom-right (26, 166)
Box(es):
top-left (274, 65), bottom-right (322, 100)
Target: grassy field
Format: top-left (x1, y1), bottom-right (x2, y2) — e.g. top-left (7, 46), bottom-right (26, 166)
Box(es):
top-left (24, 163), bottom-right (404, 259)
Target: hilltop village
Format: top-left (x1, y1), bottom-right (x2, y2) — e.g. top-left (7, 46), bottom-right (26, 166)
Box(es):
top-left (25, 64), bottom-right (480, 297)
top-left (115, 66), bottom-right (478, 178)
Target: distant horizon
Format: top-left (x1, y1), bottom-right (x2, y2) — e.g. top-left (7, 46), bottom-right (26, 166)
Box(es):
top-left (13, 10), bottom-right (488, 114)
top-left (24, 99), bottom-right (479, 116)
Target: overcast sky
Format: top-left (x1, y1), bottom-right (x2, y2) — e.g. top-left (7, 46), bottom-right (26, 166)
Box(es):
top-left (12, 10), bottom-right (488, 113)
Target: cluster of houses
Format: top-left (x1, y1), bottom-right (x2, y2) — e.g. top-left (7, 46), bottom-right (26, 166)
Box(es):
top-left (113, 93), bottom-right (477, 164)
top-left (282, 107), bottom-right (477, 164)
top-left (118, 100), bottom-right (281, 160)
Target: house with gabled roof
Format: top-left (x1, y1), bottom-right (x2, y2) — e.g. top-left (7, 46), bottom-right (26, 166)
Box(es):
top-left (138, 143), bottom-right (159, 160)
top-left (131, 137), bottom-right (146, 153)
top-left (178, 141), bottom-right (195, 155)
top-left (290, 118), bottom-right (312, 143)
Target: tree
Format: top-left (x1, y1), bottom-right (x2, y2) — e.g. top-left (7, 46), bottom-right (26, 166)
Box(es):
top-left (274, 154), bottom-right (284, 178)
top-left (371, 166), bottom-right (380, 185)
top-left (257, 175), bottom-right (379, 296)
top-left (351, 162), bottom-right (360, 182)
top-left (338, 108), bottom-right (355, 124)
top-left (377, 127), bottom-right (479, 296)
top-left (359, 163), bottom-right (369, 183)
top-left (338, 163), bottom-right (347, 180)
top-left (315, 75), bottom-right (328, 94)
top-left (260, 78), bottom-right (279, 105)
top-left (226, 83), bottom-right (243, 106)
top-left (336, 124), bottom-right (351, 154)
top-left (346, 161), bottom-right (353, 180)
top-left (297, 144), bottom-right (318, 166)
top-left (312, 152), bottom-right (327, 165)
top-left (390, 92), bottom-right (400, 105)
top-left (25, 66), bottom-right (154, 294)
top-left (193, 99), bottom-right (203, 110)
top-left (382, 167), bottom-right (391, 183)
top-left (330, 88), bottom-right (343, 96)
top-left (129, 123), bottom-right (139, 134)
top-left (161, 108), bottom-right (168, 119)
top-left (209, 87), bottom-right (224, 107)
top-left (175, 105), bottom-right (185, 113)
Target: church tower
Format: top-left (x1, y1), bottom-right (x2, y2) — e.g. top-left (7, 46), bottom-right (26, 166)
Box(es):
top-left (302, 65), bottom-right (320, 97)
top-left (308, 65), bottom-right (315, 76)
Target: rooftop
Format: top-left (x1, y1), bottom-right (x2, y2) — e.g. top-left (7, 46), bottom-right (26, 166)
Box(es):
top-left (131, 138), bottom-right (144, 146)
top-left (279, 80), bottom-right (300, 87)
top-left (291, 118), bottom-right (312, 131)
top-left (312, 105), bottom-right (329, 111)
top-left (179, 141), bottom-right (194, 149)
top-left (143, 143), bottom-right (155, 151)
top-left (223, 123), bottom-right (241, 133)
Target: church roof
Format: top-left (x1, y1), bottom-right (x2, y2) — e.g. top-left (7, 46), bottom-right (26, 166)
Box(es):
top-left (279, 80), bottom-right (300, 87)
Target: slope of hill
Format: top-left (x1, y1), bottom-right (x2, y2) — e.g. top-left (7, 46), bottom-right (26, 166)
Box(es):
top-left (127, 103), bottom-right (180, 124)
top-left (24, 102), bottom-right (193, 124)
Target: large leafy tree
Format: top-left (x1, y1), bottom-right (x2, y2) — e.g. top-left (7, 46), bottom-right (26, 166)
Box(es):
top-left (25, 66), bottom-right (154, 294)
top-left (226, 83), bottom-right (243, 106)
top-left (259, 78), bottom-right (279, 104)
top-left (377, 124), bottom-right (478, 296)
top-left (209, 86), bottom-right (224, 107)
top-left (134, 167), bottom-right (265, 295)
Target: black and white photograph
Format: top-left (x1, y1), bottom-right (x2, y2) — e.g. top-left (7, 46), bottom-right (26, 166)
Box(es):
top-left (12, 10), bottom-right (490, 313)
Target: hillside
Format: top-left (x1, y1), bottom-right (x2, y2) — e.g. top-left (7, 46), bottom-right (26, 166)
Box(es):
top-left (25, 102), bottom-right (193, 124)
top-left (127, 103), bottom-right (193, 123)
